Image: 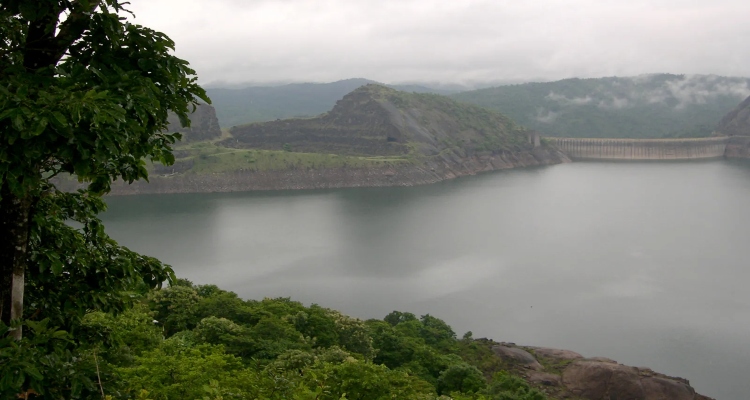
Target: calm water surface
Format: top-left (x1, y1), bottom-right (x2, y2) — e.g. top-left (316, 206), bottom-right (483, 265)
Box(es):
top-left (103, 161), bottom-right (750, 399)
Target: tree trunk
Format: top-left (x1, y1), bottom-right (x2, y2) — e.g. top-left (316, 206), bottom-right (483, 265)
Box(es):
top-left (0, 183), bottom-right (33, 339)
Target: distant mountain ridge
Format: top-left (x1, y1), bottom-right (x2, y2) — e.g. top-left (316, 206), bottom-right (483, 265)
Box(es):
top-left (207, 78), bottom-right (457, 128)
top-left (451, 74), bottom-right (750, 139)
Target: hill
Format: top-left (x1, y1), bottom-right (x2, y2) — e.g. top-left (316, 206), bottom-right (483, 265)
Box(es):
top-left (206, 79), bottom-right (457, 128)
top-left (451, 74), bottom-right (750, 138)
top-left (225, 84), bottom-right (532, 159)
top-left (715, 95), bottom-right (750, 136)
top-left (716, 95), bottom-right (750, 158)
top-left (102, 85), bottom-right (567, 194)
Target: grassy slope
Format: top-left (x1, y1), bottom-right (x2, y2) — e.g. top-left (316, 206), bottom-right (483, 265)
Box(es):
top-left (156, 141), bottom-right (410, 175)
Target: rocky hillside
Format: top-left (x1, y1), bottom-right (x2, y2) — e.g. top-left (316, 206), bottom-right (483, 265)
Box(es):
top-left (166, 103), bottom-right (222, 142)
top-left (486, 341), bottom-right (712, 400)
top-left (226, 84), bottom-right (538, 159)
top-left (99, 85), bottom-right (568, 194)
top-left (715, 95), bottom-right (750, 136)
top-left (452, 74), bottom-right (750, 139)
top-left (716, 95), bottom-right (750, 158)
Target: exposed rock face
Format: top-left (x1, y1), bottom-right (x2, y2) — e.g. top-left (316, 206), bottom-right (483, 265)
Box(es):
top-left (725, 136), bottom-right (750, 158)
top-left (492, 345), bottom-right (544, 371)
top-left (225, 84), bottom-right (537, 158)
top-left (716, 95), bottom-right (750, 137)
top-left (562, 361), bottom-right (705, 400)
top-left (488, 342), bottom-right (713, 400)
top-left (166, 104), bottom-right (222, 142)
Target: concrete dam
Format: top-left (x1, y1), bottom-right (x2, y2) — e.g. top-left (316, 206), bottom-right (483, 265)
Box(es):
top-left (545, 137), bottom-right (729, 161)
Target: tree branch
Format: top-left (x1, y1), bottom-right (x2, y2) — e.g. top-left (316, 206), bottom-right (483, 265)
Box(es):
top-left (51, 1), bottom-right (100, 64)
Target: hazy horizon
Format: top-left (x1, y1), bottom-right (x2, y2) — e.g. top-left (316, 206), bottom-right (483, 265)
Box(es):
top-left (127, 0), bottom-right (750, 86)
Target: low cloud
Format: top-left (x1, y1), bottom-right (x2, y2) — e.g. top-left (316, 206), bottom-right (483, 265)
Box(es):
top-left (635, 75), bottom-right (750, 109)
top-left (534, 109), bottom-right (560, 124)
top-left (546, 92), bottom-right (593, 106)
top-left (598, 97), bottom-right (630, 109)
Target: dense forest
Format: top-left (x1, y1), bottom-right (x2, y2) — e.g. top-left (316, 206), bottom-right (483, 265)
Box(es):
top-left (2, 278), bottom-right (547, 399)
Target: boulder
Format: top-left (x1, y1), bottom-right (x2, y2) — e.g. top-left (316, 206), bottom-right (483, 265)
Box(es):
top-left (530, 347), bottom-right (583, 362)
top-left (492, 344), bottom-right (544, 371)
top-left (562, 360), bottom-right (708, 400)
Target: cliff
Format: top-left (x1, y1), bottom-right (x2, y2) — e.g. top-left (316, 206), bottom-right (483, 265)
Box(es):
top-left (716, 95), bottom-right (750, 137)
top-left (488, 341), bottom-right (713, 400)
top-left (166, 103), bottom-right (222, 142)
top-left (715, 95), bottom-right (750, 158)
top-left (104, 85), bottom-right (569, 194)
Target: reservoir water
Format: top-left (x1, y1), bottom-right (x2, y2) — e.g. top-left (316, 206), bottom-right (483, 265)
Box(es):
top-left (102, 160), bottom-right (750, 399)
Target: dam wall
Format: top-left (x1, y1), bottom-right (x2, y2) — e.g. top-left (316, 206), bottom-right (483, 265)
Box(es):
top-left (546, 137), bottom-right (728, 161)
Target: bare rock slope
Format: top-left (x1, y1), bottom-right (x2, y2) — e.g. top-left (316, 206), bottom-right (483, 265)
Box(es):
top-left (486, 341), bottom-right (713, 400)
top-left (715, 95), bottom-right (750, 157)
top-left (716, 95), bottom-right (750, 137)
top-left (166, 103), bottom-right (222, 142)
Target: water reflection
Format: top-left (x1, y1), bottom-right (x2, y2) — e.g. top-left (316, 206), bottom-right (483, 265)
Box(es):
top-left (102, 160), bottom-right (750, 399)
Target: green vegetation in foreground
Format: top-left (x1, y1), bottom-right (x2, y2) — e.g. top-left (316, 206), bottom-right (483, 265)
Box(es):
top-left (2, 278), bottom-right (549, 399)
top-left (153, 141), bottom-right (411, 175)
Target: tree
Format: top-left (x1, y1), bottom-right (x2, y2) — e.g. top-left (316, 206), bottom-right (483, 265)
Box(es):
top-left (0, 0), bottom-right (207, 338)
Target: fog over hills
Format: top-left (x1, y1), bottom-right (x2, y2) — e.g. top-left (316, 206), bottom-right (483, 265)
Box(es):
top-left (452, 74), bottom-right (750, 138)
top-left (206, 74), bottom-right (750, 139)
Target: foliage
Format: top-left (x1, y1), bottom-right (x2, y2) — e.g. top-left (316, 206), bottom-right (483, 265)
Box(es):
top-left (0, 274), bottom-right (552, 398)
top-left (0, 0), bottom-right (206, 395)
top-left (437, 363), bottom-right (486, 395)
top-left (0, 319), bottom-right (97, 399)
top-left (1, 0), bottom-right (206, 343)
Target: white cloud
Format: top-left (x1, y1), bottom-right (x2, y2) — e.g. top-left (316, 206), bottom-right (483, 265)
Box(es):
top-left (546, 92), bottom-right (593, 105)
top-left (598, 97), bottom-right (630, 109)
top-left (534, 109), bottom-right (559, 124)
top-left (126, 0), bottom-right (750, 85)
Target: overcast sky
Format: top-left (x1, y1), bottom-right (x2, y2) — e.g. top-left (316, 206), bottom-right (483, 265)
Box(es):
top-left (127, 0), bottom-right (750, 87)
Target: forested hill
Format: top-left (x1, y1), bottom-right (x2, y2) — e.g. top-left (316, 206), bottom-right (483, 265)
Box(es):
top-left (206, 78), bottom-right (456, 128)
top-left (451, 74), bottom-right (750, 138)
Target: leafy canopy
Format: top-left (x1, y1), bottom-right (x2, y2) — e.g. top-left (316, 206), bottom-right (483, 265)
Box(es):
top-left (0, 0), bottom-right (207, 197)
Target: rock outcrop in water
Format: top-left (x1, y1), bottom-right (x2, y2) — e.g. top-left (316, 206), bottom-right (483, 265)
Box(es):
top-left (487, 341), bottom-right (713, 400)
top-left (166, 103), bottom-right (222, 142)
